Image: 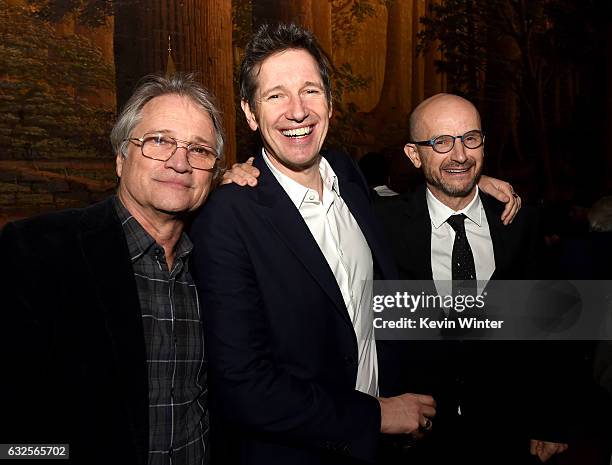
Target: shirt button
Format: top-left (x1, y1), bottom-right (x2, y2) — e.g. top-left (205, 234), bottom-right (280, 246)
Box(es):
top-left (170, 387), bottom-right (175, 398)
top-left (168, 447), bottom-right (173, 457)
top-left (309, 194), bottom-right (315, 201)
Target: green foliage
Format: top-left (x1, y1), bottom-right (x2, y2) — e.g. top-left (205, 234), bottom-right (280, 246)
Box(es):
top-left (27, 0), bottom-right (113, 27)
top-left (0, 0), bottom-right (114, 160)
top-left (334, 63), bottom-right (371, 93)
top-left (418, 0), bottom-right (601, 199)
top-left (232, 0), bottom-right (253, 53)
top-left (418, 0), bottom-right (598, 101)
top-left (418, 0), bottom-right (489, 100)
top-left (326, 63), bottom-right (371, 152)
top-left (332, 0), bottom-right (386, 46)
top-left (328, 0), bottom-right (384, 152)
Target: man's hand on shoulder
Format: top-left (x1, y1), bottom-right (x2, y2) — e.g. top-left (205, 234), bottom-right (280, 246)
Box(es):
top-left (378, 393), bottom-right (436, 435)
top-left (478, 175), bottom-right (522, 225)
top-left (222, 156), bottom-right (260, 186)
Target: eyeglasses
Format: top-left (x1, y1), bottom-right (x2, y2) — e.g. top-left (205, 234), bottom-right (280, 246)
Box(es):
top-left (124, 133), bottom-right (220, 170)
top-left (409, 130), bottom-right (485, 154)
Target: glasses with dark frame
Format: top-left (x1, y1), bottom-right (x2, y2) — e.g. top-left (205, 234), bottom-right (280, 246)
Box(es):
top-left (409, 130), bottom-right (485, 154)
top-left (124, 133), bottom-right (220, 170)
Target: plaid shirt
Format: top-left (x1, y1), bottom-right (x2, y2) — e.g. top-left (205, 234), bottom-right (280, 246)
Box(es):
top-left (114, 197), bottom-right (208, 465)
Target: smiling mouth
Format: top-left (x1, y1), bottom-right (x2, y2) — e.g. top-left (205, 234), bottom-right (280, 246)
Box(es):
top-left (444, 166), bottom-right (472, 174)
top-left (281, 126), bottom-right (313, 138)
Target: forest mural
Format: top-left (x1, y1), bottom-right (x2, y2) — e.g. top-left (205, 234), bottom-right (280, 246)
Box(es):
top-left (1, 0), bottom-right (611, 226)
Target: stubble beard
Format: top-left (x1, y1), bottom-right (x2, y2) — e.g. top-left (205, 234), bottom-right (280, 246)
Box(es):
top-left (425, 164), bottom-right (483, 199)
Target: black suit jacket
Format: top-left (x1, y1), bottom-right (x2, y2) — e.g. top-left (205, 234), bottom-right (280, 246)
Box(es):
top-left (0, 198), bottom-right (149, 464)
top-left (374, 185), bottom-right (551, 464)
top-left (374, 184), bottom-right (542, 281)
top-left (191, 151), bottom-right (397, 465)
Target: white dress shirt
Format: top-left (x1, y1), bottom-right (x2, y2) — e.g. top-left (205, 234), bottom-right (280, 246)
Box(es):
top-left (426, 187), bottom-right (495, 296)
top-left (373, 185), bottom-right (399, 197)
top-left (263, 149), bottom-right (378, 396)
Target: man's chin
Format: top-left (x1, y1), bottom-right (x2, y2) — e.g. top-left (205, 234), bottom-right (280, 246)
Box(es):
top-left (155, 204), bottom-right (191, 217)
top-left (439, 172), bottom-right (482, 197)
top-left (442, 184), bottom-right (477, 198)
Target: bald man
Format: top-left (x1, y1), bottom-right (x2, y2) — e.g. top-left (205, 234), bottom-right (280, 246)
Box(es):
top-left (375, 93), bottom-right (568, 464)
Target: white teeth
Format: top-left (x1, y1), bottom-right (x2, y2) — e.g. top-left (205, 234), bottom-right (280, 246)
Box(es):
top-left (282, 126), bottom-right (312, 137)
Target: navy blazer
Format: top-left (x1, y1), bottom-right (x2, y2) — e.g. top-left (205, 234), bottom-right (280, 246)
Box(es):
top-left (0, 198), bottom-right (149, 464)
top-left (191, 150), bottom-right (397, 465)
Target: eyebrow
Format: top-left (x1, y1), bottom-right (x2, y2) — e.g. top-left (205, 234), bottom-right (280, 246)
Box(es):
top-left (146, 129), bottom-right (214, 146)
top-left (303, 81), bottom-right (324, 90)
top-left (260, 85), bottom-right (285, 97)
top-left (260, 81), bottom-right (325, 97)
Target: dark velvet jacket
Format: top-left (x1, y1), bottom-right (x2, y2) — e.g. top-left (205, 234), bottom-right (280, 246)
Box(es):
top-left (0, 197), bottom-right (149, 464)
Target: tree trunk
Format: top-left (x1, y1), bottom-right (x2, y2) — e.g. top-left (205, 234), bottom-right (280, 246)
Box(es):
top-left (411, 0), bottom-right (427, 106)
top-left (114, 0), bottom-right (236, 163)
top-left (252, 0), bottom-right (313, 29)
top-left (311, 0), bottom-right (332, 57)
top-left (198, 0), bottom-right (236, 165)
top-left (515, 0), bottom-right (554, 200)
top-left (252, 0), bottom-right (331, 54)
top-left (114, 0), bottom-right (146, 112)
top-left (369, 0), bottom-right (413, 132)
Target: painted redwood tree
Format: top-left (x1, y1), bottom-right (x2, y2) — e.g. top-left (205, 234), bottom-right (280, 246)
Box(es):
top-left (419, 0), bottom-right (601, 199)
top-left (114, 0), bottom-right (236, 163)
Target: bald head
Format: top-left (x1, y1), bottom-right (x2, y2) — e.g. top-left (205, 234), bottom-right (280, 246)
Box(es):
top-left (405, 93), bottom-right (485, 210)
top-left (409, 93), bottom-right (481, 142)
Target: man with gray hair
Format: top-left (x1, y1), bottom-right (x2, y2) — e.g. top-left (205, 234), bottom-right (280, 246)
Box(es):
top-left (1, 73), bottom-right (223, 465)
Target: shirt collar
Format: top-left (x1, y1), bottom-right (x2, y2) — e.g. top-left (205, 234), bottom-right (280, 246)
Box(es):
top-left (113, 195), bottom-right (193, 263)
top-left (262, 148), bottom-right (339, 209)
top-left (426, 186), bottom-right (483, 230)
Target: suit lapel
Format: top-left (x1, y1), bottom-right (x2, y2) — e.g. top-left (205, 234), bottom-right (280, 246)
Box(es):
top-left (399, 186), bottom-right (434, 280)
top-left (253, 156), bottom-right (352, 328)
top-left (77, 198), bottom-right (149, 460)
top-left (331, 160), bottom-right (397, 281)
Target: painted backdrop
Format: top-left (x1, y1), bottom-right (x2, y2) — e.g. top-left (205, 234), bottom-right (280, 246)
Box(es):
top-left (1, 0), bottom-right (611, 225)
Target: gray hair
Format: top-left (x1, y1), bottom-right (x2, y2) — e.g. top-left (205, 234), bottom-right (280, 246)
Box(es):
top-left (110, 73), bottom-right (225, 177)
top-left (588, 196), bottom-right (612, 232)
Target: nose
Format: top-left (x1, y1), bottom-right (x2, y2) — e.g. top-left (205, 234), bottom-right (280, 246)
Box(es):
top-left (165, 144), bottom-right (192, 173)
top-left (449, 137), bottom-right (468, 162)
top-left (285, 95), bottom-right (308, 122)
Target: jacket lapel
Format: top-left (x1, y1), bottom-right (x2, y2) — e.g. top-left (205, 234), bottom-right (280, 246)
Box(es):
top-left (77, 198), bottom-right (149, 462)
top-left (253, 156), bottom-right (352, 328)
top-left (333, 168), bottom-right (398, 281)
top-left (398, 185), bottom-right (434, 280)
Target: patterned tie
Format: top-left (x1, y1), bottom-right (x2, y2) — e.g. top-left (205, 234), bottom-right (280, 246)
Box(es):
top-left (447, 214), bottom-right (476, 295)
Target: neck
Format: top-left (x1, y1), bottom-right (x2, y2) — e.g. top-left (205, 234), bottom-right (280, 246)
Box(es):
top-left (266, 150), bottom-right (323, 198)
top-left (118, 193), bottom-right (185, 268)
top-left (428, 186), bottom-right (477, 212)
